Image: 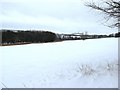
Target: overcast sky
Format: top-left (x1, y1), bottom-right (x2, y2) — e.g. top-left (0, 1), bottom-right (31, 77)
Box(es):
top-left (0, 0), bottom-right (117, 34)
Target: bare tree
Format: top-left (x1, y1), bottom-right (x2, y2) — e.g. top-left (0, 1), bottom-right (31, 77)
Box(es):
top-left (85, 0), bottom-right (120, 28)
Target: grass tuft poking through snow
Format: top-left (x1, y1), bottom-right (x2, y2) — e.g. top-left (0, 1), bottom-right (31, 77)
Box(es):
top-left (75, 61), bottom-right (118, 77)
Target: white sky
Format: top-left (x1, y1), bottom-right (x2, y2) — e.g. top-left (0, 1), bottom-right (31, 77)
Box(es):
top-left (0, 0), bottom-right (117, 34)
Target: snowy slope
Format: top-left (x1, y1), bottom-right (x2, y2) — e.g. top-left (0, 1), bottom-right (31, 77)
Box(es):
top-left (0, 38), bottom-right (118, 88)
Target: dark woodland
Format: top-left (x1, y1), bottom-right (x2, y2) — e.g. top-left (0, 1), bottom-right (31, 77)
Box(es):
top-left (2, 30), bottom-right (56, 44)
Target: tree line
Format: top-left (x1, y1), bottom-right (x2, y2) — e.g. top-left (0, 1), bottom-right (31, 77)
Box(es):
top-left (1, 29), bottom-right (120, 45)
top-left (2, 30), bottom-right (56, 44)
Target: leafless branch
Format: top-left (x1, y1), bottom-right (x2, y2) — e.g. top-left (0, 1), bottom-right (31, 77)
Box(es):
top-left (85, 0), bottom-right (120, 28)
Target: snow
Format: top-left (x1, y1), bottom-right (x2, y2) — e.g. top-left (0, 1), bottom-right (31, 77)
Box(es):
top-left (0, 38), bottom-right (118, 88)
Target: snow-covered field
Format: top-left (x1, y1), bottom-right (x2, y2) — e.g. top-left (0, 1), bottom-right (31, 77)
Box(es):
top-left (0, 38), bottom-right (118, 88)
